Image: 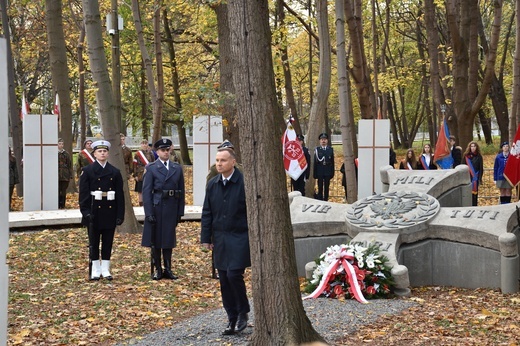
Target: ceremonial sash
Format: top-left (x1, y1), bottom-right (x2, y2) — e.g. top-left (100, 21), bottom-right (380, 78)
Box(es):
top-left (136, 150), bottom-right (150, 166)
top-left (303, 253), bottom-right (368, 304)
top-left (81, 149), bottom-right (95, 163)
top-left (466, 156), bottom-right (479, 194)
top-left (420, 155), bottom-right (430, 170)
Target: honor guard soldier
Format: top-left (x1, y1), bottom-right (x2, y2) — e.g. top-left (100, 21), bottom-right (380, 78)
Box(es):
top-left (313, 133), bottom-right (335, 201)
top-left (142, 138), bottom-right (185, 280)
top-left (79, 140), bottom-right (125, 280)
top-left (77, 139), bottom-right (94, 181)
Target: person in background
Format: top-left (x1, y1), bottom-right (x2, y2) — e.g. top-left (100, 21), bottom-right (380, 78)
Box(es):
top-left (494, 141), bottom-right (513, 204)
top-left (58, 138), bottom-right (73, 209)
top-left (313, 133), bottom-right (335, 201)
top-left (79, 140), bottom-right (125, 280)
top-left (340, 158), bottom-right (358, 200)
top-left (120, 134), bottom-right (134, 179)
top-left (77, 139), bottom-right (94, 181)
top-left (449, 136), bottom-right (462, 167)
top-left (201, 146), bottom-right (250, 335)
top-left (463, 141), bottom-right (484, 206)
top-left (149, 143), bottom-right (158, 160)
top-left (141, 139), bottom-right (185, 280)
top-left (417, 143), bottom-right (437, 170)
top-left (399, 149), bottom-right (418, 170)
top-left (169, 145), bottom-right (181, 164)
top-left (290, 134), bottom-right (310, 196)
top-left (9, 146), bottom-right (19, 211)
top-left (133, 140), bottom-right (155, 206)
top-left (389, 144), bottom-right (398, 168)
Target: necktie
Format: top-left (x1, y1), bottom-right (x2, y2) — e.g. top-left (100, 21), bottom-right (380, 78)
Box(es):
top-left (163, 161), bottom-right (168, 169)
top-left (223, 179), bottom-right (228, 186)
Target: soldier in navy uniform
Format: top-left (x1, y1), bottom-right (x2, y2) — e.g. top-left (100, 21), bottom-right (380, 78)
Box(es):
top-left (291, 134), bottom-right (310, 196)
top-left (79, 140), bottom-right (125, 280)
top-left (313, 133), bottom-right (335, 201)
top-left (141, 139), bottom-right (185, 280)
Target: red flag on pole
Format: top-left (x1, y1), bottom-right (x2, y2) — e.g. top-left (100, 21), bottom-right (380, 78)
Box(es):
top-left (504, 125), bottom-right (520, 187)
top-left (282, 117), bottom-right (307, 180)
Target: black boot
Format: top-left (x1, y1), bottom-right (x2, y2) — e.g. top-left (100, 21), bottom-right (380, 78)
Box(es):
top-left (152, 248), bottom-right (162, 280)
top-left (222, 320), bottom-right (236, 335)
top-left (162, 249), bottom-right (178, 280)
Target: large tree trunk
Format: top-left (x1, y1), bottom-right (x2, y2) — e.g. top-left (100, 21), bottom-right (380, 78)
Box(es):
top-left (336, 0), bottom-right (357, 202)
top-left (305, 0), bottom-right (331, 198)
top-left (510, 0), bottom-right (520, 138)
top-left (227, 0), bottom-right (325, 344)
top-left (45, 0), bottom-right (76, 191)
top-left (212, 3), bottom-right (241, 160)
top-left (82, 0), bottom-right (140, 234)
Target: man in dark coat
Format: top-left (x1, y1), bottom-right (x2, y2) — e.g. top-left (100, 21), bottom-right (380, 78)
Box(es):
top-left (291, 134), bottom-right (311, 196)
top-left (201, 147), bottom-right (251, 336)
top-left (313, 132), bottom-right (335, 201)
top-left (141, 138), bottom-right (185, 280)
top-left (79, 140), bottom-right (125, 280)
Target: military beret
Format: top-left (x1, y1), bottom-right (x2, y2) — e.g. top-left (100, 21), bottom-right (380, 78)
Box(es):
top-left (92, 140), bottom-right (111, 151)
top-left (154, 138), bottom-right (172, 149)
top-left (319, 133), bottom-right (328, 140)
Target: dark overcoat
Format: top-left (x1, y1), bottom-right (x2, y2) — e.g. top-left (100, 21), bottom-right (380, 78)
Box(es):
top-left (79, 161), bottom-right (125, 229)
top-left (201, 169), bottom-right (251, 271)
top-left (141, 160), bottom-right (185, 249)
top-left (313, 146), bottom-right (335, 178)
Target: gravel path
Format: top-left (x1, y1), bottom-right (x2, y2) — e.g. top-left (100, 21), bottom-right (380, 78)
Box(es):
top-left (117, 298), bottom-right (416, 345)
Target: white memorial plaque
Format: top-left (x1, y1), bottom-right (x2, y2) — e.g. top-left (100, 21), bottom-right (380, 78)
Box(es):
top-left (358, 119), bottom-right (390, 199)
top-left (193, 115), bottom-right (223, 206)
top-left (23, 114), bottom-right (58, 211)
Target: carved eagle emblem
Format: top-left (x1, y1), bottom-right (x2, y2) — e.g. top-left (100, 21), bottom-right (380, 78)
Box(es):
top-left (370, 197), bottom-right (417, 219)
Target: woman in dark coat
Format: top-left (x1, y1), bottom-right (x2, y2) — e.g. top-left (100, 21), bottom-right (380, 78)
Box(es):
top-left (399, 149), bottom-right (418, 170)
top-left (141, 139), bottom-right (185, 280)
top-left (417, 143), bottom-right (438, 170)
top-left (463, 141), bottom-right (484, 206)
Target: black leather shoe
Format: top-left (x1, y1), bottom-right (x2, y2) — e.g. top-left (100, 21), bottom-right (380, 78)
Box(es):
top-left (163, 269), bottom-right (178, 280)
top-left (152, 270), bottom-right (163, 280)
top-left (236, 313), bottom-right (248, 332)
top-left (222, 321), bottom-right (236, 335)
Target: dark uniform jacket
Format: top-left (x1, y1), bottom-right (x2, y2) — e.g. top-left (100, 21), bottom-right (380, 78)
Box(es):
top-left (313, 146), bottom-right (335, 178)
top-left (141, 160), bottom-right (185, 249)
top-left (133, 150), bottom-right (155, 181)
top-left (58, 149), bottom-right (73, 182)
top-left (77, 150), bottom-right (94, 179)
top-left (201, 169), bottom-right (251, 271)
top-left (451, 146), bottom-right (462, 167)
top-left (79, 161), bottom-right (125, 229)
top-left (417, 154), bottom-right (438, 170)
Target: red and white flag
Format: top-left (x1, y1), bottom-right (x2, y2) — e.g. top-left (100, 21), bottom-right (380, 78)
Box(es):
top-left (53, 93), bottom-right (60, 118)
top-left (282, 118), bottom-right (307, 180)
top-left (20, 94), bottom-right (29, 120)
top-left (504, 125), bottom-right (520, 187)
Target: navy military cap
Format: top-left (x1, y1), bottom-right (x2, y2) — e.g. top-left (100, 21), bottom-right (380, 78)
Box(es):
top-left (92, 140), bottom-right (111, 151)
top-left (217, 140), bottom-right (234, 151)
top-left (319, 133), bottom-right (328, 140)
top-left (154, 138), bottom-right (172, 150)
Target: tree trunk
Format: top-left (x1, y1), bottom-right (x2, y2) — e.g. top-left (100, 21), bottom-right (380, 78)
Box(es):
top-left (78, 25), bottom-right (87, 148)
top-left (227, 0), bottom-right (325, 344)
top-left (163, 9), bottom-right (192, 165)
top-left (131, 0), bottom-right (161, 143)
top-left (510, 0), bottom-right (520, 138)
top-left (305, 0), bottom-right (331, 198)
top-left (82, 0), bottom-right (140, 234)
top-left (212, 3), bottom-right (241, 160)
top-left (336, 0), bottom-right (357, 202)
top-left (45, 0), bottom-right (76, 191)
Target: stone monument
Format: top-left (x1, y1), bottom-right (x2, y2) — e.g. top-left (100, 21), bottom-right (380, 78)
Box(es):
top-left (23, 114), bottom-right (58, 211)
top-left (192, 115), bottom-right (222, 206)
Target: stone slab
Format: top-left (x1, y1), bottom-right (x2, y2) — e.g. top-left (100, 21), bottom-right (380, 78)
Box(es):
top-left (9, 206), bottom-right (202, 229)
top-left (398, 239), bottom-right (501, 289)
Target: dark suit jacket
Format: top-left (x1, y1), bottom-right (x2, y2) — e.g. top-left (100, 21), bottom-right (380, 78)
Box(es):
top-left (79, 161), bottom-right (125, 229)
top-left (201, 169), bottom-right (251, 271)
top-left (313, 146), bottom-right (335, 178)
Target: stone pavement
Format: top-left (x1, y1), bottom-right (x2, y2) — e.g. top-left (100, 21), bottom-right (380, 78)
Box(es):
top-left (8, 206), bottom-right (202, 229)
